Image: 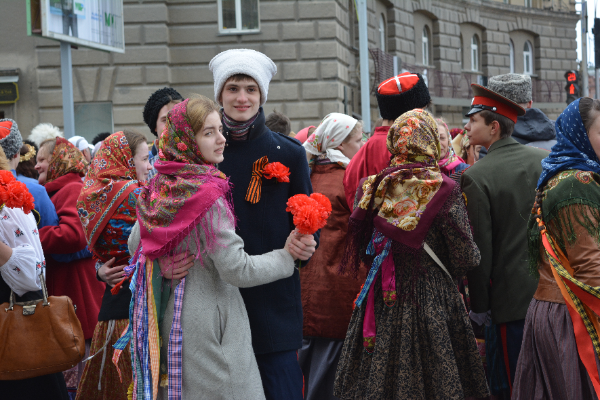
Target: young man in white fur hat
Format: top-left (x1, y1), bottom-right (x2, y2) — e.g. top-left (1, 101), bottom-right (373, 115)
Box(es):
top-left (210, 49), bottom-right (317, 400)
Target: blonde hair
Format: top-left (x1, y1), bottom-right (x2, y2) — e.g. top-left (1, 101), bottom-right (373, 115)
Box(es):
top-left (0, 147), bottom-right (10, 171)
top-left (186, 95), bottom-right (222, 134)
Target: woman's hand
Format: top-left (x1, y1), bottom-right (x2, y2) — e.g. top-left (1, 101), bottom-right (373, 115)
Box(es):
top-left (158, 252), bottom-right (195, 280)
top-left (98, 257), bottom-right (127, 287)
top-left (285, 230), bottom-right (317, 261)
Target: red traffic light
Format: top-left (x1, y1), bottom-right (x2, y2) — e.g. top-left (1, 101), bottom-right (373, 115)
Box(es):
top-left (567, 72), bottom-right (577, 82)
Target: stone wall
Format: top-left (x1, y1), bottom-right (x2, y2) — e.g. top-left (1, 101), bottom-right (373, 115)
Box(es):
top-left (0, 0), bottom-right (580, 140)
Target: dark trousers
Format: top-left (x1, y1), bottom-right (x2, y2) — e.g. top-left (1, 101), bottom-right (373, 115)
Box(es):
top-left (298, 338), bottom-right (343, 400)
top-left (256, 350), bottom-right (304, 400)
top-left (497, 319), bottom-right (526, 394)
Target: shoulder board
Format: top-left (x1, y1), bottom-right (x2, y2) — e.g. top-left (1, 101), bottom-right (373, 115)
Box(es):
top-left (274, 131), bottom-right (303, 147)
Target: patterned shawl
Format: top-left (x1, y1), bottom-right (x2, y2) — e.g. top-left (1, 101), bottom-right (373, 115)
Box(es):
top-left (354, 109), bottom-right (454, 248)
top-left (303, 113), bottom-right (358, 168)
top-left (77, 132), bottom-right (140, 250)
top-left (137, 98), bottom-right (234, 260)
top-left (537, 98), bottom-right (600, 189)
top-left (45, 137), bottom-right (87, 184)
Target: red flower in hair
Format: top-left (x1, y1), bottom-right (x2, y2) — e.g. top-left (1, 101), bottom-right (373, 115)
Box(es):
top-left (0, 171), bottom-right (34, 214)
top-left (286, 193), bottom-right (332, 235)
top-left (263, 162), bottom-right (290, 183)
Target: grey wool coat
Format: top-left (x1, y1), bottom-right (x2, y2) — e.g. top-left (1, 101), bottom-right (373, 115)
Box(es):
top-left (128, 199), bottom-right (295, 400)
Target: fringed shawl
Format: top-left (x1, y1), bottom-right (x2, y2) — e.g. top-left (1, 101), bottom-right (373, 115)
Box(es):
top-left (137, 99), bottom-right (235, 261)
top-left (77, 132), bottom-right (140, 250)
top-left (529, 99), bottom-right (600, 274)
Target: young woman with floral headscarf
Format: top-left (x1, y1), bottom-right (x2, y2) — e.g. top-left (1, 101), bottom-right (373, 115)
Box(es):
top-left (298, 112), bottom-right (367, 400)
top-left (333, 109), bottom-right (489, 399)
top-left (121, 95), bottom-right (316, 400)
top-left (513, 98), bottom-right (600, 399)
top-left (435, 117), bottom-right (469, 177)
top-left (35, 137), bottom-right (106, 392)
top-left (73, 130), bottom-right (152, 400)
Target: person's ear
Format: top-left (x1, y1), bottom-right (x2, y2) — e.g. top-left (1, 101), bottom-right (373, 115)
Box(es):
top-left (491, 120), bottom-right (500, 136)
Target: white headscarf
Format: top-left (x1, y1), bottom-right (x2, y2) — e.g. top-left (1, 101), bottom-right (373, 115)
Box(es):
top-left (303, 113), bottom-right (358, 168)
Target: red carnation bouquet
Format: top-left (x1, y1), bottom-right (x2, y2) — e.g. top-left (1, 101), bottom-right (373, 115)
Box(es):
top-left (0, 170), bottom-right (34, 214)
top-left (263, 162), bottom-right (290, 183)
top-left (286, 193), bottom-right (332, 235)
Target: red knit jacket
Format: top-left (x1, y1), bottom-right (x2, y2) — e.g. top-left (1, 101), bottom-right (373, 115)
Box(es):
top-left (40, 173), bottom-right (105, 339)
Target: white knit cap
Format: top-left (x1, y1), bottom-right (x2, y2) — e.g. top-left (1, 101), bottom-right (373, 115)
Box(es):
top-left (209, 49), bottom-right (277, 106)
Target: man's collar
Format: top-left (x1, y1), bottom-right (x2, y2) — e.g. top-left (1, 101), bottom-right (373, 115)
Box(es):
top-left (373, 126), bottom-right (391, 136)
top-left (488, 137), bottom-right (519, 153)
top-left (223, 107), bottom-right (266, 143)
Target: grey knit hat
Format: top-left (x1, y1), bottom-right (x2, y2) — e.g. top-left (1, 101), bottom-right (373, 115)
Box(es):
top-left (209, 49), bottom-right (277, 106)
top-left (487, 73), bottom-right (532, 104)
top-left (0, 119), bottom-right (23, 160)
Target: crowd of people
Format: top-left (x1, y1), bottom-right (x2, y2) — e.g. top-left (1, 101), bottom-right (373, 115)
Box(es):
top-left (1, 48), bottom-right (600, 400)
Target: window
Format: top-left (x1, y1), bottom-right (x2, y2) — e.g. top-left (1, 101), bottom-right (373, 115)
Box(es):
top-left (509, 40), bottom-right (515, 73)
top-left (471, 35), bottom-right (479, 71)
top-left (524, 0), bottom-right (532, 7)
top-left (379, 14), bottom-right (386, 51)
top-left (218, 0), bottom-right (260, 34)
top-left (422, 26), bottom-right (430, 66)
top-left (523, 41), bottom-right (533, 75)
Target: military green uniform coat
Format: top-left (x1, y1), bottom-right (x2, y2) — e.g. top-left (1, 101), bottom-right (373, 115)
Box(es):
top-left (461, 137), bottom-right (548, 324)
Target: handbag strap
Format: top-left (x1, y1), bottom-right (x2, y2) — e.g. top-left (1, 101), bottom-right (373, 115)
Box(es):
top-left (7, 268), bottom-right (49, 311)
top-left (423, 242), bottom-right (452, 279)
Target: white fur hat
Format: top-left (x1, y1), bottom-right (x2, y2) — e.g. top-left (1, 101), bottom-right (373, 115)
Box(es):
top-left (28, 123), bottom-right (64, 147)
top-left (209, 49), bottom-right (277, 106)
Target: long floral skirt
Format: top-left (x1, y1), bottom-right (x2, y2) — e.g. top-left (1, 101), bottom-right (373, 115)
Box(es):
top-left (334, 270), bottom-right (489, 400)
top-left (75, 319), bottom-right (132, 400)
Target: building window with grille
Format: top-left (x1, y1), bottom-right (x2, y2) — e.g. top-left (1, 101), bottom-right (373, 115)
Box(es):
top-left (471, 35), bottom-right (479, 71)
top-left (422, 26), bottom-right (430, 66)
top-left (509, 40), bottom-right (515, 73)
top-left (218, 0), bottom-right (260, 34)
top-left (523, 41), bottom-right (533, 75)
top-left (379, 14), bottom-right (386, 51)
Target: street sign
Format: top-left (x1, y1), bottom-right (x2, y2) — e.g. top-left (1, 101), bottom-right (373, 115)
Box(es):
top-left (27, 0), bottom-right (124, 53)
top-left (0, 83), bottom-right (19, 104)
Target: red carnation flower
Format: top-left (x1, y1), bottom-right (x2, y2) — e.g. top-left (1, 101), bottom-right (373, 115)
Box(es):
top-left (0, 171), bottom-right (34, 214)
top-left (263, 162), bottom-right (290, 183)
top-left (286, 193), bottom-right (332, 235)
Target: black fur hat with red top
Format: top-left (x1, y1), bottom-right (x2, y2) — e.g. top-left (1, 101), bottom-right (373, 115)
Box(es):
top-left (375, 72), bottom-right (431, 121)
top-left (466, 84), bottom-right (526, 123)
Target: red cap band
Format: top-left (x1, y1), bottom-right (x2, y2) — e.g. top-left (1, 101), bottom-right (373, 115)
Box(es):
top-left (471, 96), bottom-right (519, 123)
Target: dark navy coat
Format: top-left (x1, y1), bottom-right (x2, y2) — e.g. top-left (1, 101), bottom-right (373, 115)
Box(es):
top-left (219, 108), bottom-right (315, 355)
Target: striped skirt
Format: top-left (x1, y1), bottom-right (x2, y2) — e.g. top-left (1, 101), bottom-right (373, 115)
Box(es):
top-left (513, 299), bottom-right (599, 400)
top-left (75, 319), bottom-right (132, 400)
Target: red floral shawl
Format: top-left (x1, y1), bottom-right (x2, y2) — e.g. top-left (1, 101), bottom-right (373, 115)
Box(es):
top-left (137, 99), bottom-right (234, 260)
top-left (45, 137), bottom-right (87, 184)
top-left (77, 132), bottom-right (140, 249)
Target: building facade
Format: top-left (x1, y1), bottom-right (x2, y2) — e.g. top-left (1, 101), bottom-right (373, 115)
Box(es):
top-left (0, 0), bottom-right (579, 140)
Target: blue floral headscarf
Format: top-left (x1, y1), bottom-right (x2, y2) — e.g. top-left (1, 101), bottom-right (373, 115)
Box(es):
top-left (537, 98), bottom-right (600, 189)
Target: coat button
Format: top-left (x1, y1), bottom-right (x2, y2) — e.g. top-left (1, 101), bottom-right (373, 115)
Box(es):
top-left (277, 146), bottom-right (280, 149)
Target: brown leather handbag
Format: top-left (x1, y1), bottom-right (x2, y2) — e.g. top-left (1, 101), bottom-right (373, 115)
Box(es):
top-left (0, 271), bottom-right (85, 380)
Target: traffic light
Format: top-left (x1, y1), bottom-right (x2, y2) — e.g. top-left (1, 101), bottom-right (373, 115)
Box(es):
top-left (565, 70), bottom-right (580, 105)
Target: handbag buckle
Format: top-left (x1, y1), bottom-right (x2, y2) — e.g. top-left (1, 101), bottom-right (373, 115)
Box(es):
top-left (22, 305), bottom-right (36, 316)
